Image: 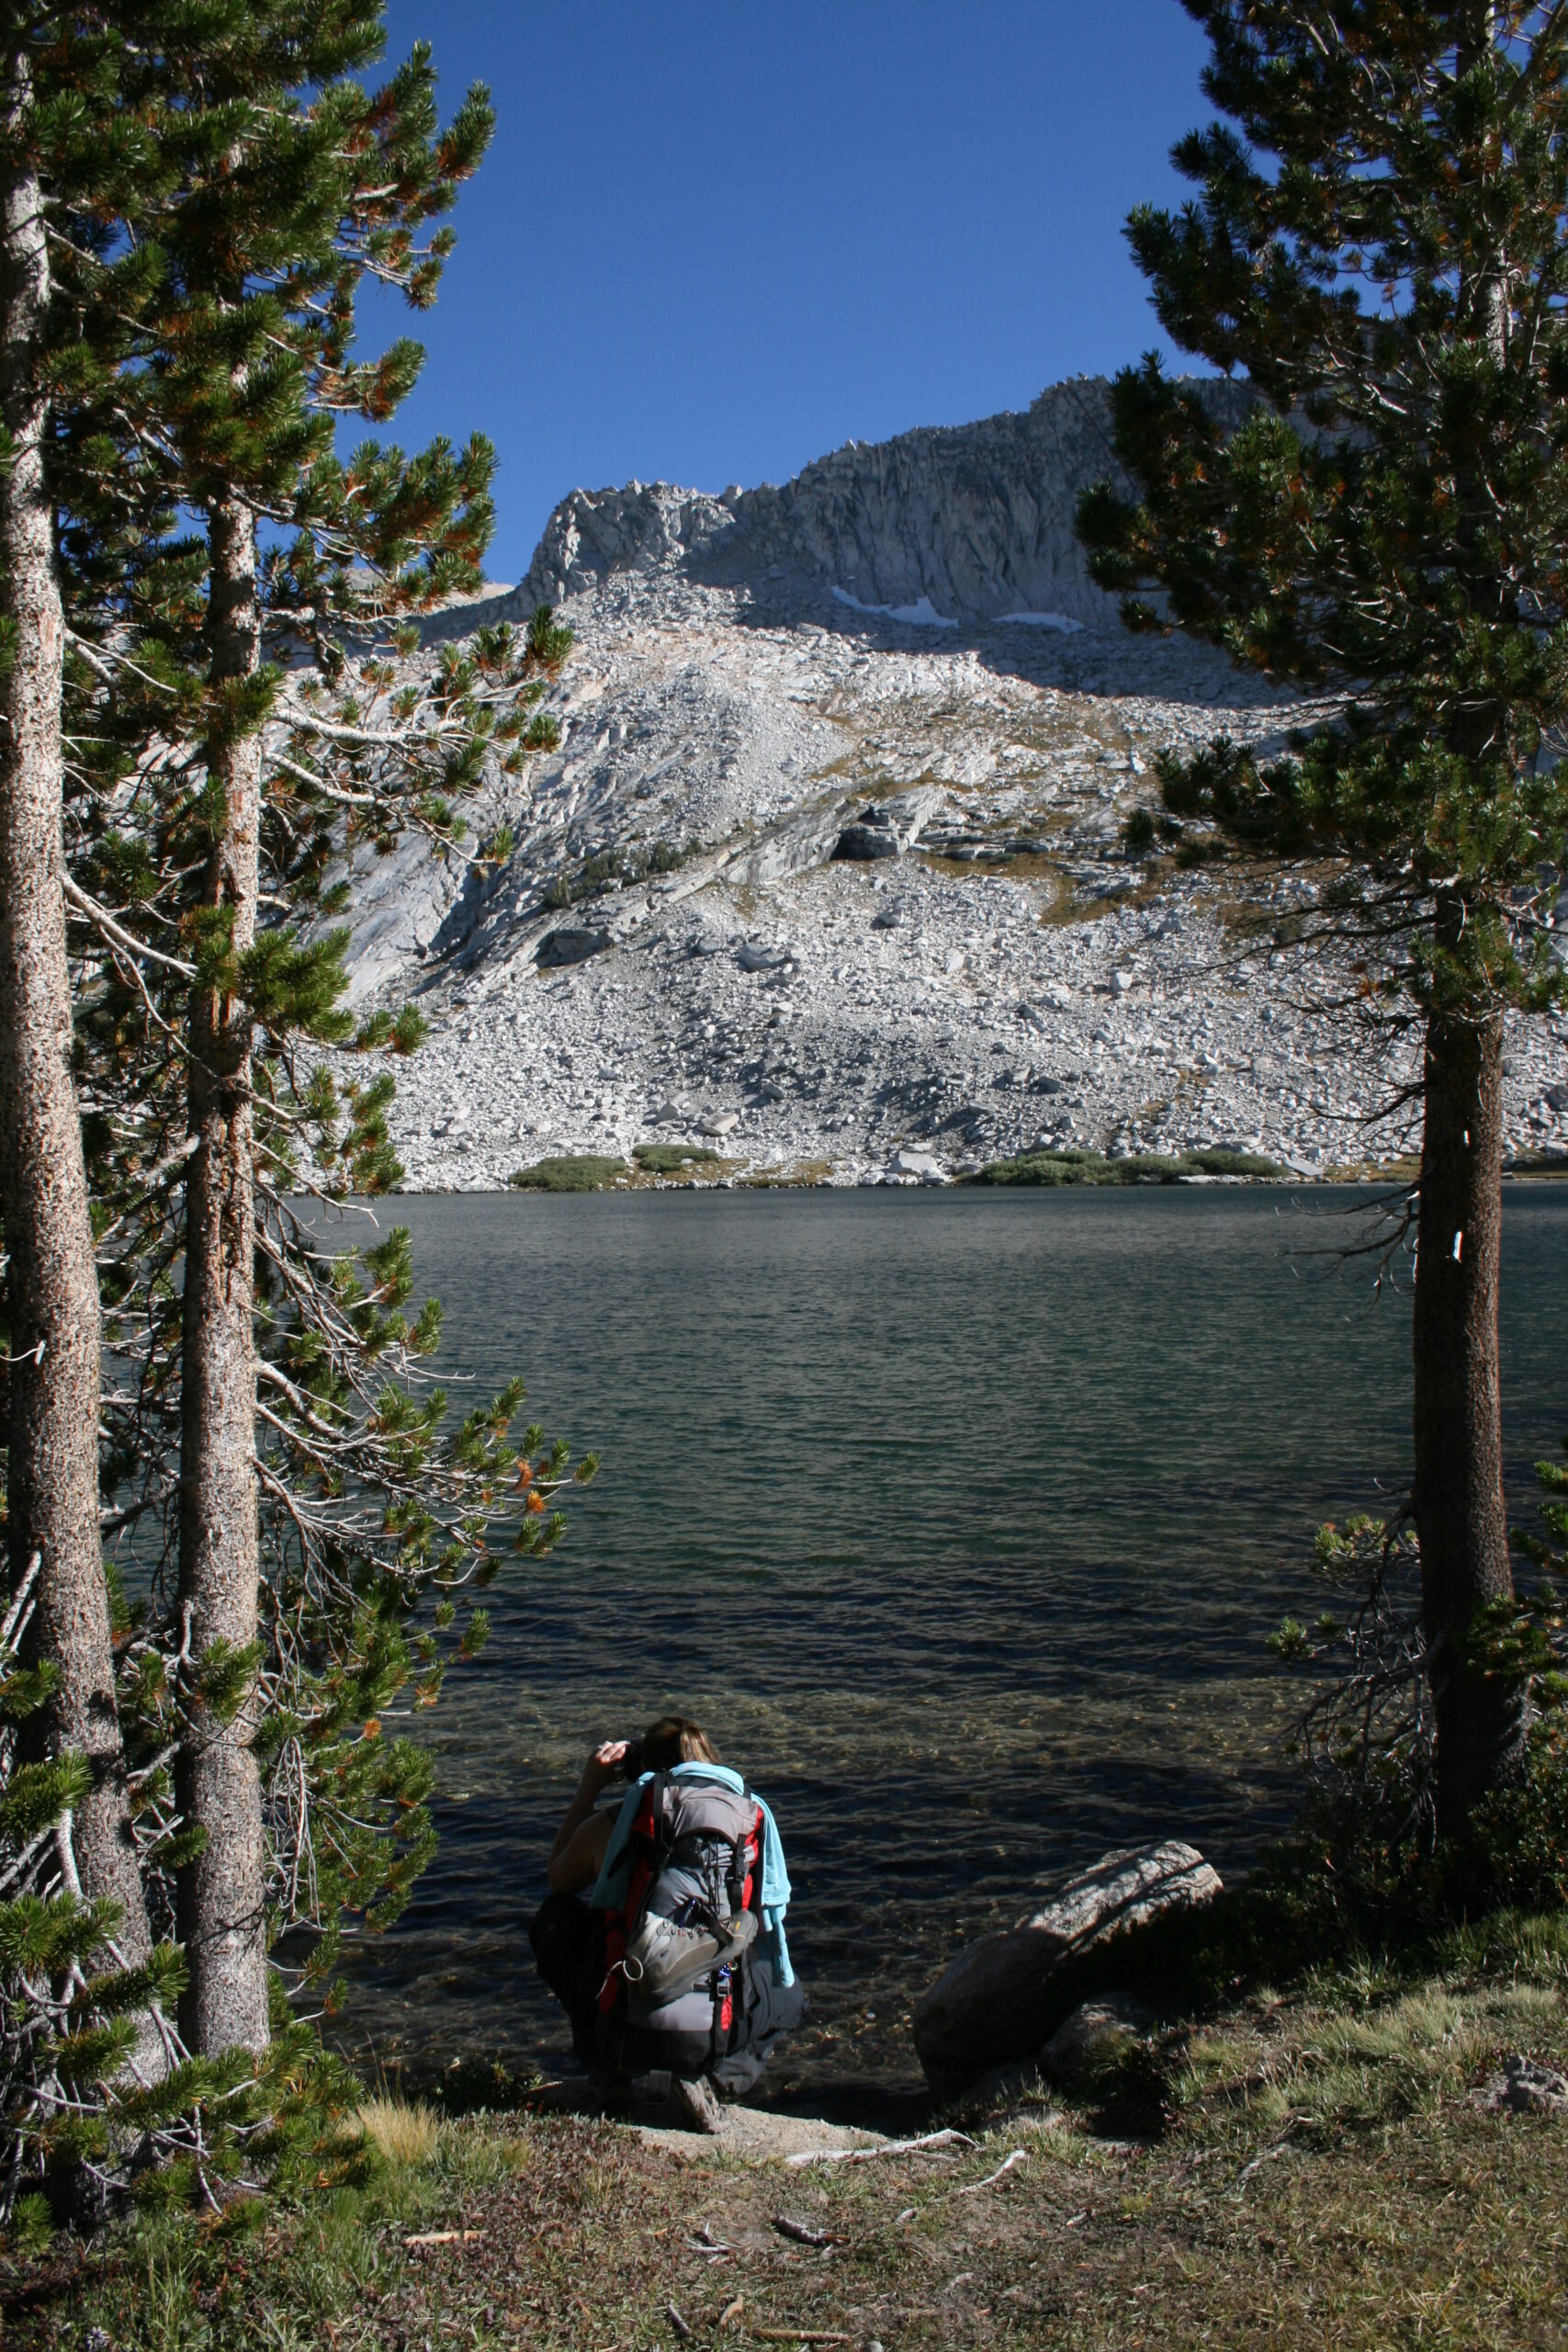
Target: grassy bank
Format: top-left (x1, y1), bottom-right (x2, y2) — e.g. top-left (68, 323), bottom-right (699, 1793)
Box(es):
top-left (966, 1146), bottom-right (1285, 1185)
top-left (10, 1913), bottom-right (1566, 2350)
top-left (508, 1143), bottom-right (724, 1191)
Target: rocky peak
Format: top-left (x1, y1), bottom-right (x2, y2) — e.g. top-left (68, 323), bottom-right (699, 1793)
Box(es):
top-left (427, 376), bottom-right (1248, 645)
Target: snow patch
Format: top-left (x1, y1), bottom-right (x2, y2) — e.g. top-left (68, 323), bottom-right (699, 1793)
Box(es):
top-left (831, 586), bottom-right (958, 629)
top-left (993, 610), bottom-right (1085, 633)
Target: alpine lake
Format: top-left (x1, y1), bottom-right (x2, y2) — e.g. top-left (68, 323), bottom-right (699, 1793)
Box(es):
top-left (324, 1182), bottom-right (1568, 2098)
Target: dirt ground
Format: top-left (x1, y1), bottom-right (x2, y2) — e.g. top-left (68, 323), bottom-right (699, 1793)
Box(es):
top-left (10, 1917), bottom-right (1568, 2352)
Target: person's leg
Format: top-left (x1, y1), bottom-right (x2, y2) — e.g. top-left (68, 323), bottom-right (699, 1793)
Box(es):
top-left (528, 1893), bottom-right (602, 2064)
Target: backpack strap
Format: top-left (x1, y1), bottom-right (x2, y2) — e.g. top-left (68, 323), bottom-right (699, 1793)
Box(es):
top-left (726, 1799), bottom-right (764, 1919)
top-left (597, 1772), bottom-right (669, 2016)
top-left (710, 1800), bottom-right (765, 2063)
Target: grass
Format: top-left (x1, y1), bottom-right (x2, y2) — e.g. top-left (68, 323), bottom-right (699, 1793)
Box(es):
top-left (967, 1145), bottom-right (1285, 1185)
top-left (740, 1157), bottom-right (839, 1187)
top-left (356, 2097), bottom-right (440, 2167)
top-left (10, 1914), bottom-right (1565, 2349)
top-left (1323, 1152), bottom-right (1424, 1183)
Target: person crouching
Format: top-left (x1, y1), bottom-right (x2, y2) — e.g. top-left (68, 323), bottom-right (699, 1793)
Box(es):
top-left (529, 1714), bottom-right (805, 2131)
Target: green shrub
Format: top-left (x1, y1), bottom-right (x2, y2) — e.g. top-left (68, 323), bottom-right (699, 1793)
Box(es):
top-left (1269, 1442), bottom-right (1568, 1918)
top-left (542, 837), bottom-right (699, 911)
top-left (1462, 1721), bottom-right (1568, 1914)
top-left (543, 850), bottom-right (622, 910)
top-left (966, 1146), bottom-right (1283, 1186)
top-left (632, 1141), bottom-right (720, 1174)
top-left (1461, 1442), bottom-right (1568, 1909)
top-left (967, 1148), bottom-right (1109, 1185)
top-left (508, 1155), bottom-right (626, 1193)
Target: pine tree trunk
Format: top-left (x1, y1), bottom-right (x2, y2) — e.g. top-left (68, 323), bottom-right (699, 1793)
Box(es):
top-left (1413, 10), bottom-right (1521, 1838)
top-left (175, 495), bottom-right (268, 2054)
top-left (0, 57), bottom-right (155, 1982)
top-left (1412, 1005), bottom-right (1521, 1835)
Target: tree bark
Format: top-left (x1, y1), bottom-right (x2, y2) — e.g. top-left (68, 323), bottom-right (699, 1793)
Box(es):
top-left (1412, 1005), bottom-right (1521, 1835)
top-left (175, 494), bottom-right (269, 2054)
top-left (0, 55), bottom-right (155, 1980)
top-left (1413, 11), bottom-right (1523, 1838)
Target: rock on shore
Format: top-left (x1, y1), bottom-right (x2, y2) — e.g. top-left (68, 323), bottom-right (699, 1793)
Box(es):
top-left (321, 380), bottom-right (1568, 1189)
top-left (912, 1840), bottom-right (1222, 2097)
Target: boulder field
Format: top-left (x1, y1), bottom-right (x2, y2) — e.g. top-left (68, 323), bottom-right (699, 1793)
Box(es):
top-left (321, 379), bottom-right (1568, 1189)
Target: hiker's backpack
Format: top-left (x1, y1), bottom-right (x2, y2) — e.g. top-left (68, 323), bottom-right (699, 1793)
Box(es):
top-left (597, 1771), bottom-right (765, 2078)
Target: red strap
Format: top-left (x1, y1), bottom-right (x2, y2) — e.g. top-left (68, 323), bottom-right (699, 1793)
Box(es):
top-left (740, 1804), bottom-right (763, 1913)
top-left (598, 1784), bottom-right (660, 2013)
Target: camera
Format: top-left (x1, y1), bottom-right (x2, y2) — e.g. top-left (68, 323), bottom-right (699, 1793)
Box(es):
top-left (618, 1738), bottom-right (644, 1781)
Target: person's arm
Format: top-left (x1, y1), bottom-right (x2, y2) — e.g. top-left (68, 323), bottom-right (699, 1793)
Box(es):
top-left (547, 1740), bottom-right (631, 1897)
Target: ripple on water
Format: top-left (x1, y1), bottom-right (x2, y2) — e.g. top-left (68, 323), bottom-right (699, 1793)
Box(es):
top-left (323, 1183), bottom-right (1568, 2089)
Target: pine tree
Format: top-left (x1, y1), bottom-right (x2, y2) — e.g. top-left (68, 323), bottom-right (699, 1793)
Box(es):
top-left (94, 8), bottom-right (459, 2057)
top-left (0, 8), bottom-right (592, 2207)
top-left (0, 6), bottom-right (166, 2045)
top-left (1078, 1), bottom-right (1568, 1831)
top-left (58, 6), bottom-right (585, 2059)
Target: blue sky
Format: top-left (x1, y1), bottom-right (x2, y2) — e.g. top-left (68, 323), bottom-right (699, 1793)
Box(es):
top-left (371, 2), bottom-right (1215, 582)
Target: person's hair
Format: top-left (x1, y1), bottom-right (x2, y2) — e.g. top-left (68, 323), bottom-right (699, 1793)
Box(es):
top-left (640, 1715), bottom-right (718, 1770)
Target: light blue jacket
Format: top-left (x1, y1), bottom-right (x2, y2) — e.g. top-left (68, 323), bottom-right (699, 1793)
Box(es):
top-left (589, 1762), bottom-right (795, 1987)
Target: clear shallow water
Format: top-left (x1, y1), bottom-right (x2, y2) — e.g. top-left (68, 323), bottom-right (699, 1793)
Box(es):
top-left (327, 1184), bottom-right (1568, 2090)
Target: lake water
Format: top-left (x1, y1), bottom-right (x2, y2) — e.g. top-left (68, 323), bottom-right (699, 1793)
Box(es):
top-left (329, 1183), bottom-right (1567, 2094)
